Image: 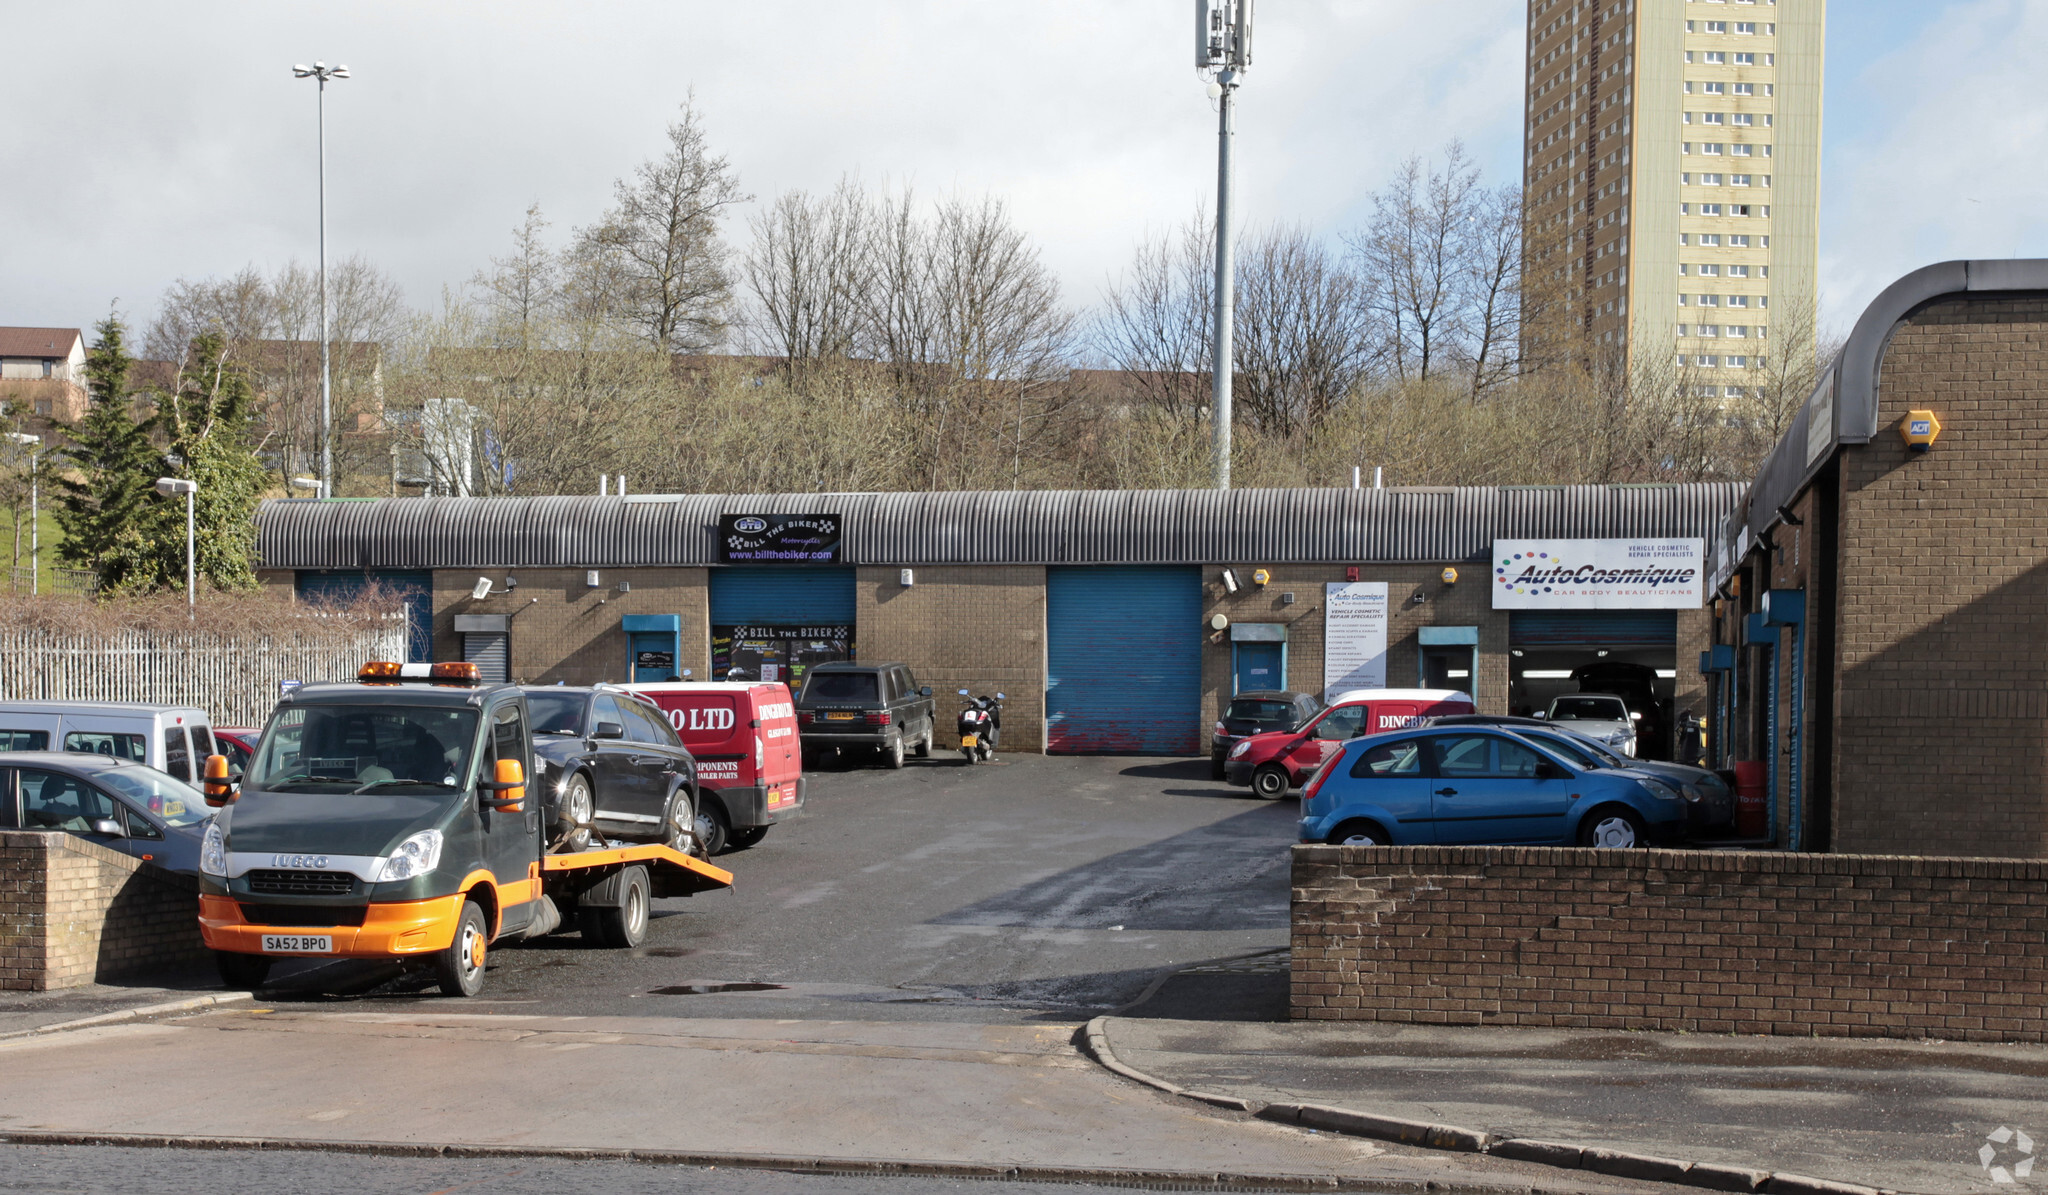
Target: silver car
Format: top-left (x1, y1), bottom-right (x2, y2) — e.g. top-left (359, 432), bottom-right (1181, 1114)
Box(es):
top-left (1544, 693), bottom-right (1638, 757)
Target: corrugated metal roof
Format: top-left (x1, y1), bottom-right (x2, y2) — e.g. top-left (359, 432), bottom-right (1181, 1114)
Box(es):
top-left (259, 485), bottom-right (1744, 571)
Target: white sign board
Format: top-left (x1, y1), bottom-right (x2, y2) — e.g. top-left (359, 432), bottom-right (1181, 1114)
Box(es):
top-left (1323, 583), bottom-right (1389, 701)
top-left (1491, 539), bottom-right (1704, 609)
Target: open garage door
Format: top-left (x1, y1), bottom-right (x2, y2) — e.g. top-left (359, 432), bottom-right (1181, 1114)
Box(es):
top-left (1047, 566), bottom-right (1201, 754)
top-left (1510, 610), bottom-right (1678, 759)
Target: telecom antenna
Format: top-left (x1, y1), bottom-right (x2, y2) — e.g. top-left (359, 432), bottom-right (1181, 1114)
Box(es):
top-left (1195, 1), bottom-right (1252, 490)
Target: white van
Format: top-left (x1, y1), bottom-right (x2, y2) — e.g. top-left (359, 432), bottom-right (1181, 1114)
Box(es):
top-left (0, 702), bottom-right (219, 783)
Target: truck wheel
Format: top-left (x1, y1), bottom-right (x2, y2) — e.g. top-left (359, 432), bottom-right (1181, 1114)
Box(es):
top-left (728, 825), bottom-right (769, 850)
top-left (886, 735), bottom-right (905, 769)
top-left (1252, 764), bottom-right (1291, 799)
top-left (694, 800), bottom-right (730, 855)
top-left (432, 900), bottom-right (490, 997)
top-left (214, 951), bottom-right (270, 991)
top-left (556, 773), bottom-right (594, 852)
top-left (589, 866), bottom-right (650, 949)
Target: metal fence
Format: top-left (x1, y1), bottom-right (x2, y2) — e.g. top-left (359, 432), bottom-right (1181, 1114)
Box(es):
top-left (0, 620), bottom-right (407, 727)
top-left (5, 566), bottom-right (97, 596)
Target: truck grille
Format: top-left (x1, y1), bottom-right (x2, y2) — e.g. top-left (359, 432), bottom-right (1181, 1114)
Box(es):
top-left (246, 870), bottom-right (357, 896)
top-left (239, 903), bottom-right (367, 928)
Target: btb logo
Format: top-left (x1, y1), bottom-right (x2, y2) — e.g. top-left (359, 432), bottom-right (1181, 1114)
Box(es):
top-left (1982, 1127), bottom-right (2035, 1185)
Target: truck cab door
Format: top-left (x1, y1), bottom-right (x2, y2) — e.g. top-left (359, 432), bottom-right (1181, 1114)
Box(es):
top-left (483, 701), bottom-right (539, 927)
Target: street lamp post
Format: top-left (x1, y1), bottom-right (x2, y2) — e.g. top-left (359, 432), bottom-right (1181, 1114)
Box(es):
top-left (5, 432), bottom-right (39, 595)
top-left (292, 59), bottom-right (349, 500)
top-left (1196, 2), bottom-right (1253, 491)
top-left (155, 478), bottom-right (199, 618)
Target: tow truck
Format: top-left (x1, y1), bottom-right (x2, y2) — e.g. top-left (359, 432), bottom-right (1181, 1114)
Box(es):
top-left (195, 661), bottom-right (733, 996)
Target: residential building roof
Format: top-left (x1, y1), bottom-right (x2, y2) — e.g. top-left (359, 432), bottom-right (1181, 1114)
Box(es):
top-left (0, 328), bottom-right (82, 359)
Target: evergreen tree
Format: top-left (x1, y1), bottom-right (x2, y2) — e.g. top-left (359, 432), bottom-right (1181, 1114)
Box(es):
top-left (54, 314), bottom-right (159, 590)
top-left (142, 331), bottom-right (267, 592)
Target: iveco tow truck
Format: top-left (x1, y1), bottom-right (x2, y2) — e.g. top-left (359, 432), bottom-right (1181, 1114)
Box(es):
top-left (195, 661), bottom-right (733, 996)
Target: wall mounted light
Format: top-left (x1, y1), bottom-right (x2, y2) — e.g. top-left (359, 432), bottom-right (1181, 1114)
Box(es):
top-left (471, 578), bottom-right (492, 600)
top-left (585, 570), bottom-right (600, 588)
top-left (900, 568), bottom-right (915, 587)
top-left (1208, 613), bottom-right (1230, 631)
top-left (1221, 568), bottom-right (1240, 594)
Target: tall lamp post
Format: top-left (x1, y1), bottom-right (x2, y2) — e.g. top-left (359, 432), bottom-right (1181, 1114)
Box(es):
top-left (155, 478), bottom-right (199, 618)
top-left (5, 432), bottom-right (39, 594)
top-left (1196, 1), bottom-right (1253, 491)
top-left (292, 59), bottom-right (349, 500)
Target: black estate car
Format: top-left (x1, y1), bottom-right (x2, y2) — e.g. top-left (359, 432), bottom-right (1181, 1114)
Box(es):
top-left (1210, 690), bottom-right (1321, 779)
top-left (795, 662), bottom-right (936, 769)
top-left (521, 686), bottom-right (700, 853)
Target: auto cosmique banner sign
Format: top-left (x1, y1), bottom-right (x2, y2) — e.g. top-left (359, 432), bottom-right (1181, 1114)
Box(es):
top-left (1491, 539), bottom-right (1704, 609)
top-left (718, 514), bottom-right (842, 563)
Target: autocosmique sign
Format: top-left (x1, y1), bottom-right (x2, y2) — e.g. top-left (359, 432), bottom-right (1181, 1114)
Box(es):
top-left (1491, 539), bottom-right (1704, 610)
top-left (718, 514), bottom-right (842, 563)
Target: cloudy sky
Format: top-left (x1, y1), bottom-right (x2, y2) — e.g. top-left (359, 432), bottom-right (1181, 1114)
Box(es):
top-left (2, 1), bottom-right (2041, 344)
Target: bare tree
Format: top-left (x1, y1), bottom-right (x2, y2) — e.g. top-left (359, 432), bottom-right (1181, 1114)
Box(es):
top-left (1353, 144), bottom-right (1483, 383)
top-left (1232, 224), bottom-right (1378, 434)
top-left (1092, 215), bottom-right (1214, 425)
top-left (471, 203), bottom-right (560, 349)
top-left (1462, 184), bottom-right (1524, 396)
top-left (742, 178), bottom-right (869, 377)
top-left (575, 98), bottom-right (749, 353)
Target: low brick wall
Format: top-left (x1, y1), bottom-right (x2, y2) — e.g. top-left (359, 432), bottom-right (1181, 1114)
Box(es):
top-left (0, 831), bottom-right (209, 990)
top-left (1292, 845), bottom-right (2048, 1042)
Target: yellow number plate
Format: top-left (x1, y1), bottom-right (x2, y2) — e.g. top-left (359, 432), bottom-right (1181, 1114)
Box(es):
top-left (960, 734), bottom-right (978, 748)
top-left (825, 711), bottom-right (856, 721)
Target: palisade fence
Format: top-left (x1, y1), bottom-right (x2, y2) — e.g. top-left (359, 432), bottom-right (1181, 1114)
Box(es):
top-left (0, 617), bottom-right (408, 727)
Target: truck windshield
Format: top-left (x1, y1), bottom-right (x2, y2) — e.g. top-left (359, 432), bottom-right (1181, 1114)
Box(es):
top-left (525, 692), bottom-right (587, 737)
top-left (248, 706), bottom-right (480, 794)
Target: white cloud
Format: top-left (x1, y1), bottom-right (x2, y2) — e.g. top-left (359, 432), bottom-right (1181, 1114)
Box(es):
top-left (1819, 0), bottom-right (2048, 330)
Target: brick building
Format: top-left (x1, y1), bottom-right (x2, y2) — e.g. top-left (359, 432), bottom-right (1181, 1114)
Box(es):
top-left (255, 486), bottom-right (1736, 755)
top-left (1703, 259), bottom-right (2048, 857)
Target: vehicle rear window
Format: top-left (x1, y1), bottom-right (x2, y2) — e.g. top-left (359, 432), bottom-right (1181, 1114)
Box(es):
top-left (65, 731), bottom-right (146, 761)
top-left (163, 727), bottom-right (192, 782)
top-left (804, 673), bottom-right (877, 703)
top-left (1226, 700), bottom-right (1295, 722)
top-left (0, 729), bottom-right (49, 751)
top-left (1551, 697), bottom-right (1627, 721)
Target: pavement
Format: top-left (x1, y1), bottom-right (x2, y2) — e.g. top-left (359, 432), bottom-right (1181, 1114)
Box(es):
top-left (0, 974), bottom-right (249, 1039)
top-left (1092, 1015), bottom-right (2048, 1195)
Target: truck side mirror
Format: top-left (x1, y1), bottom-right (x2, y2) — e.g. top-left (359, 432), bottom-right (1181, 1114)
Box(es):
top-left (592, 722), bottom-right (625, 740)
top-left (483, 758), bottom-right (526, 811)
top-left (202, 753), bottom-right (240, 807)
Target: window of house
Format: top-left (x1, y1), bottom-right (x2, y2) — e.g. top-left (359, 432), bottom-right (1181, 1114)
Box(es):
top-left (1728, 265), bottom-right (1750, 278)
top-left (1700, 234), bottom-right (1722, 246)
top-left (1698, 294), bottom-right (1720, 307)
top-left (1697, 354), bottom-right (1720, 366)
top-left (1733, 82), bottom-right (1754, 95)
top-left (1703, 81), bottom-right (1726, 95)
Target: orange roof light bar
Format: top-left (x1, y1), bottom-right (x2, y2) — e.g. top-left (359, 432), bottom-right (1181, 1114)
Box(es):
top-left (430, 662), bottom-right (481, 686)
top-left (358, 661), bottom-right (482, 687)
top-left (359, 661), bottom-right (404, 683)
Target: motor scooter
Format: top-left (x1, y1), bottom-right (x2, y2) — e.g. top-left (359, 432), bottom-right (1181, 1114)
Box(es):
top-left (956, 689), bottom-right (1004, 763)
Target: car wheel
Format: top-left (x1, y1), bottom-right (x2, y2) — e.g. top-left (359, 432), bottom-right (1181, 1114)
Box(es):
top-left (586, 866), bottom-right (650, 949)
top-left (214, 950), bottom-right (270, 991)
top-left (1251, 763), bottom-right (1290, 799)
top-left (886, 735), bottom-right (905, 770)
top-left (1579, 806), bottom-right (1648, 849)
top-left (1327, 820), bottom-right (1388, 847)
top-left (432, 900), bottom-right (490, 997)
top-left (694, 799), bottom-right (730, 855)
top-left (556, 773), bottom-right (594, 852)
top-left (728, 825), bottom-right (769, 850)
top-left (663, 789), bottom-right (699, 858)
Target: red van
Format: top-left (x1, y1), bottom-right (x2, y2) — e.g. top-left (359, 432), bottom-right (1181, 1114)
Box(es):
top-left (1223, 688), bottom-right (1475, 798)
top-left (623, 681), bottom-right (804, 853)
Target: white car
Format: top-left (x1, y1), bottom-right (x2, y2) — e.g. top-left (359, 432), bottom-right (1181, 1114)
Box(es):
top-left (1543, 693), bottom-right (1638, 757)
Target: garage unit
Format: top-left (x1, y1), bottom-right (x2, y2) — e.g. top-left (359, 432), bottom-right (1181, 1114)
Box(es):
top-left (708, 566), bottom-right (856, 689)
top-left (1509, 611), bottom-right (1678, 759)
top-left (1047, 566), bottom-right (1202, 754)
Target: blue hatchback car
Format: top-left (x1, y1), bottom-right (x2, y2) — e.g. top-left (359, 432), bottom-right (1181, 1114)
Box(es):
top-left (1296, 726), bottom-right (1691, 849)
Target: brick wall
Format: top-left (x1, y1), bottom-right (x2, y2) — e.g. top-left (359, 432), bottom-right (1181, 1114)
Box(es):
top-left (1831, 296), bottom-right (2048, 856)
top-left (1292, 845), bottom-right (2048, 1041)
top-left (434, 567), bottom-right (712, 685)
top-left (856, 566), bottom-right (1047, 752)
top-left (0, 832), bottom-right (209, 991)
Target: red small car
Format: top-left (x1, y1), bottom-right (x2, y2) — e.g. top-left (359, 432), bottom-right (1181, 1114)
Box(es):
top-left (1223, 688), bottom-right (1475, 798)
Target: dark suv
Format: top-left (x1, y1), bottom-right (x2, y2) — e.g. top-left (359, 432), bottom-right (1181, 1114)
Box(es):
top-left (796, 662), bottom-right (936, 769)
top-left (1211, 690), bottom-right (1321, 779)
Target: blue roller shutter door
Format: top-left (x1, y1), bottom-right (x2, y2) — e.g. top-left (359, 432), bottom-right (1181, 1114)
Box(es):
top-left (295, 570), bottom-right (434, 662)
top-left (1047, 566), bottom-right (1202, 754)
top-left (708, 568), bottom-right (857, 624)
top-left (1509, 611), bottom-right (1677, 647)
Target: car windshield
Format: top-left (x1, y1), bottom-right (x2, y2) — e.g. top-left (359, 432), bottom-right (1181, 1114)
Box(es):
top-left (1550, 696), bottom-right (1628, 722)
top-left (525, 692), bottom-right (587, 736)
top-left (1519, 731), bottom-right (1604, 770)
top-left (804, 672), bottom-right (877, 702)
top-left (247, 705), bottom-right (480, 794)
top-left (92, 766), bottom-right (211, 826)
top-left (1226, 700), bottom-right (1295, 723)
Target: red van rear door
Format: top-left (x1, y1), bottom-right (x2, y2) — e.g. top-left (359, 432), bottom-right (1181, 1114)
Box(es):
top-left (752, 685), bottom-right (802, 810)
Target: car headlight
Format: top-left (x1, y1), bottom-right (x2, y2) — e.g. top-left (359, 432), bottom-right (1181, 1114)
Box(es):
top-left (377, 829), bottom-right (445, 882)
top-left (1640, 776), bottom-right (1685, 802)
top-left (1230, 740), bottom-right (1253, 759)
top-left (200, 823), bottom-right (227, 877)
